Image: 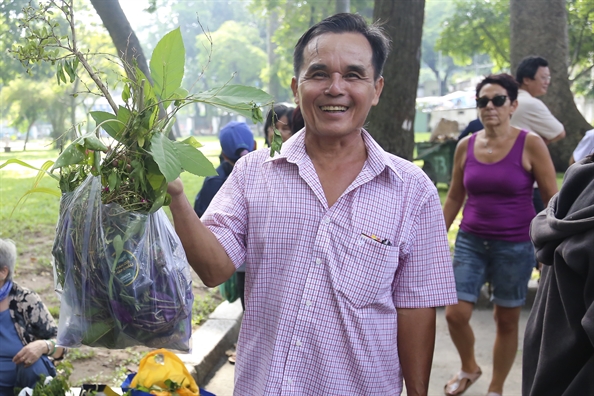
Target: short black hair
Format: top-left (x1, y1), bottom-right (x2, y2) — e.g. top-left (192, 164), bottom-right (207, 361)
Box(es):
top-left (293, 13), bottom-right (391, 81)
top-left (515, 56), bottom-right (549, 85)
top-left (264, 104), bottom-right (293, 147)
top-left (476, 73), bottom-right (519, 103)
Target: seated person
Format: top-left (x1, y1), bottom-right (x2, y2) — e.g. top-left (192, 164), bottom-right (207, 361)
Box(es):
top-left (0, 239), bottom-right (65, 395)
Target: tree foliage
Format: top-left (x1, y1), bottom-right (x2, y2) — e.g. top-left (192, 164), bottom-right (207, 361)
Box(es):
top-left (248, 0), bottom-right (374, 101)
top-left (422, 0), bottom-right (458, 95)
top-left (436, 0), bottom-right (510, 69)
top-left (437, 0), bottom-right (594, 96)
top-left (195, 21), bottom-right (267, 89)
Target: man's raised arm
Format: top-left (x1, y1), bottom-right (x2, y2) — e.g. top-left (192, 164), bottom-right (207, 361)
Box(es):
top-left (168, 178), bottom-right (236, 287)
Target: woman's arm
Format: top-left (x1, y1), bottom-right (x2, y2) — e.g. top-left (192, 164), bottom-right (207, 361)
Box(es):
top-left (443, 139), bottom-right (468, 231)
top-left (525, 133), bottom-right (558, 207)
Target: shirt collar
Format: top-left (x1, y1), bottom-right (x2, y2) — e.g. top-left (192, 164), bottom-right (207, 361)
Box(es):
top-left (264, 128), bottom-right (403, 181)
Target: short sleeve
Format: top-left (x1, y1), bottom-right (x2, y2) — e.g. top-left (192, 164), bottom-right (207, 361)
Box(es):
top-left (573, 130), bottom-right (594, 162)
top-left (201, 159), bottom-right (249, 270)
top-left (512, 98), bottom-right (564, 141)
top-left (392, 187), bottom-right (458, 308)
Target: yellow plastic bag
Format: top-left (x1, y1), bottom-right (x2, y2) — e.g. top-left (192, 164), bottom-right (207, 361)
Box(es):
top-left (130, 349), bottom-right (199, 396)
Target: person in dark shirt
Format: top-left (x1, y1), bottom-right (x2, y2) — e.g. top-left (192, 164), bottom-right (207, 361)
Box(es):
top-left (194, 121), bottom-right (255, 218)
top-left (458, 118), bottom-right (484, 140)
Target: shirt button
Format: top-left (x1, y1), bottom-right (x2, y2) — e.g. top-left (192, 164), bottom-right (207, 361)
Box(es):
top-left (295, 339), bottom-right (302, 346)
top-left (323, 217), bottom-right (331, 224)
top-left (305, 300), bottom-right (312, 306)
top-left (357, 237), bottom-right (365, 246)
top-left (315, 258), bottom-right (322, 265)
top-left (287, 378), bottom-right (293, 385)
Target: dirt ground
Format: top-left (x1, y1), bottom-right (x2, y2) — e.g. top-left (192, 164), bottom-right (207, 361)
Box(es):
top-left (13, 234), bottom-right (219, 387)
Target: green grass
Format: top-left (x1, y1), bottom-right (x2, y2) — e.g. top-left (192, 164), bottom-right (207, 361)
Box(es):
top-left (192, 289), bottom-right (221, 326)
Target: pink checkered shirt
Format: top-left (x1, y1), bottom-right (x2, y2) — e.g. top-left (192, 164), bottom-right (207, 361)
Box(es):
top-left (202, 129), bottom-right (457, 395)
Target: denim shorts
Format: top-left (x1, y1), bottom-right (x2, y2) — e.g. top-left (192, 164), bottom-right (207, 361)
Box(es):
top-left (452, 230), bottom-right (535, 307)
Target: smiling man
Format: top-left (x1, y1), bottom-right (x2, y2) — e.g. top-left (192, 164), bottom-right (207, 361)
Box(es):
top-left (167, 13), bottom-right (457, 396)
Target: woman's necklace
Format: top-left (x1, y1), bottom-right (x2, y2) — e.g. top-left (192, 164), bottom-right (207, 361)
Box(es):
top-left (484, 140), bottom-right (493, 154)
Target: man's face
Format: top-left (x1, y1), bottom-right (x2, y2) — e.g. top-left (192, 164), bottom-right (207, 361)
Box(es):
top-left (524, 66), bottom-right (551, 97)
top-left (291, 32), bottom-right (384, 139)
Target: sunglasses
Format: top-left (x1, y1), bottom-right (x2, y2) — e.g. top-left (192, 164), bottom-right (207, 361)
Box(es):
top-left (476, 95), bottom-right (507, 108)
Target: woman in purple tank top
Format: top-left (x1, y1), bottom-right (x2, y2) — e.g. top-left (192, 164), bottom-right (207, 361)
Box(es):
top-left (442, 74), bottom-right (558, 396)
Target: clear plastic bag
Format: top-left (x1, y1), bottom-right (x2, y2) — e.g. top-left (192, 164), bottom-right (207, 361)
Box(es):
top-left (52, 176), bottom-right (193, 351)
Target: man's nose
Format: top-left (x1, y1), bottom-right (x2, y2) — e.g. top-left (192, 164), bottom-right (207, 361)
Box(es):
top-left (325, 73), bottom-right (345, 96)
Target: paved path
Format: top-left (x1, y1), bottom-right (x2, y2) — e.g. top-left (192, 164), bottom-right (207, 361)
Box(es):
top-left (202, 307), bottom-right (530, 396)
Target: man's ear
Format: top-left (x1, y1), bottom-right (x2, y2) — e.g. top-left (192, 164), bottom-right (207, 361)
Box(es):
top-left (371, 76), bottom-right (384, 106)
top-left (291, 77), bottom-right (300, 105)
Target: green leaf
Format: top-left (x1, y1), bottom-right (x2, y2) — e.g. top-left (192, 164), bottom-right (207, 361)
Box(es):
top-left (172, 140), bottom-right (217, 177)
top-left (135, 66), bottom-right (159, 128)
top-left (11, 187), bottom-right (62, 216)
top-left (81, 319), bottom-right (115, 346)
top-left (113, 235), bottom-right (124, 259)
top-left (51, 133), bottom-right (107, 170)
top-left (52, 143), bottom-right (87, 170)
top-left (148, 133), bottom-right (182, 182)
top-left (146, 173), bottom-right (165, 191)
top-left (64, 60), bottom-right (76, 82)
top-left (193, 85), bottom-right (273, 120)
top-left (108, 171), bottom-right (118, 191)
top-left (181, 136), bottom-right (203, 148)
top-left (149, 178), bottom-right (168, 213)
top-left (90, 111), bottom-right (125, 140)
top-left (76, 133), bottom-right (109, 152)
top-left (122, 83), bottom-right (130, 102)
top-left (116, 106), bottom-right (131, 125)
top-left (150, 27), bottom-right (185, 101)
top-left (0, 159), bottom-right (60, 181)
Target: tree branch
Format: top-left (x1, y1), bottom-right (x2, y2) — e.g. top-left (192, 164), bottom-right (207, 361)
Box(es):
top-left (478, 23), bottom-right (510, 65)
top-left (569, 64), bottom-right (594, 86)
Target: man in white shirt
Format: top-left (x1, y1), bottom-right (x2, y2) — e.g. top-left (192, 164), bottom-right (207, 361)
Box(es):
top-left (569, 129), bottom-right (594, 165)
top-left (511, 56), bottom-right (565, 212)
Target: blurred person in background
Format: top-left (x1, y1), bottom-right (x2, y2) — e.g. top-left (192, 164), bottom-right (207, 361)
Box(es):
top-left (263, 104), bottom-right (294, 147)
top-left (291, 106), bottom-right (305, 134)
top-left (442, 74), bottom-right (558, 396)
top-left (523, 152), bottom-right (594, 395)
top-left (0, 239), bottom-right (65, 395)
top-left (511, 56), bottom-right (565, 213)
top-left (568, 128), bottom-right (594, 165)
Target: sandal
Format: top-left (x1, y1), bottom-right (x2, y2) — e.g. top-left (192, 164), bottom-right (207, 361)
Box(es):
top-left (444, 368), bottom-right (482, 396)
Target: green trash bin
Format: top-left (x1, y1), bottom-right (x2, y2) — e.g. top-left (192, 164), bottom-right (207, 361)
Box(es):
top-left (414, 140), bottom-right (457, 185)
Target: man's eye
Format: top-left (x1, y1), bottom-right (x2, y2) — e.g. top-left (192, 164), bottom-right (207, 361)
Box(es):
top-left (312, 72), bottom-right (327, 78)
top-left (345, 73), bottom-right (362, 79)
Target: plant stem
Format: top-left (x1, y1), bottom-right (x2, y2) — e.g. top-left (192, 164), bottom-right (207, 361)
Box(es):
top-left (60, 0), bottom-right (118, 114)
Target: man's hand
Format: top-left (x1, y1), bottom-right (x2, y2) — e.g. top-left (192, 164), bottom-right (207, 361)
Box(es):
top-left (167, 178), bottom-right (185, 198)
top-left (397, 307), bottom-right (436, 396)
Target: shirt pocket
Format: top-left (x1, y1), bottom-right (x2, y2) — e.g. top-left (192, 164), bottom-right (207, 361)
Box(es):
top-left (334, 234), bottom-right (399, 309)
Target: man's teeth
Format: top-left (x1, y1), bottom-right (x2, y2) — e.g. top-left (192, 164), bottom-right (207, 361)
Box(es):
top-left (321, 105), bottom-right (347, 112)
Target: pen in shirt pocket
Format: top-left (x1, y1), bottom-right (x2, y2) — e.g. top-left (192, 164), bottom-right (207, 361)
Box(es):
top-left (361, 232), bottom-right (392, 246)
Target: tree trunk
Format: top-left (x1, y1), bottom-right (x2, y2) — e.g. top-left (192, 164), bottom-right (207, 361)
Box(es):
top-left (367, 0), bottom-right (425, 161)
top-left (336, 0), bottom-right (350, 14)
top-left (510, 0), bottom-right (592, 171)
top-left (90, 0), bottom-right (175, 139)
top-left (89, 0), bottom-right (152, 84)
